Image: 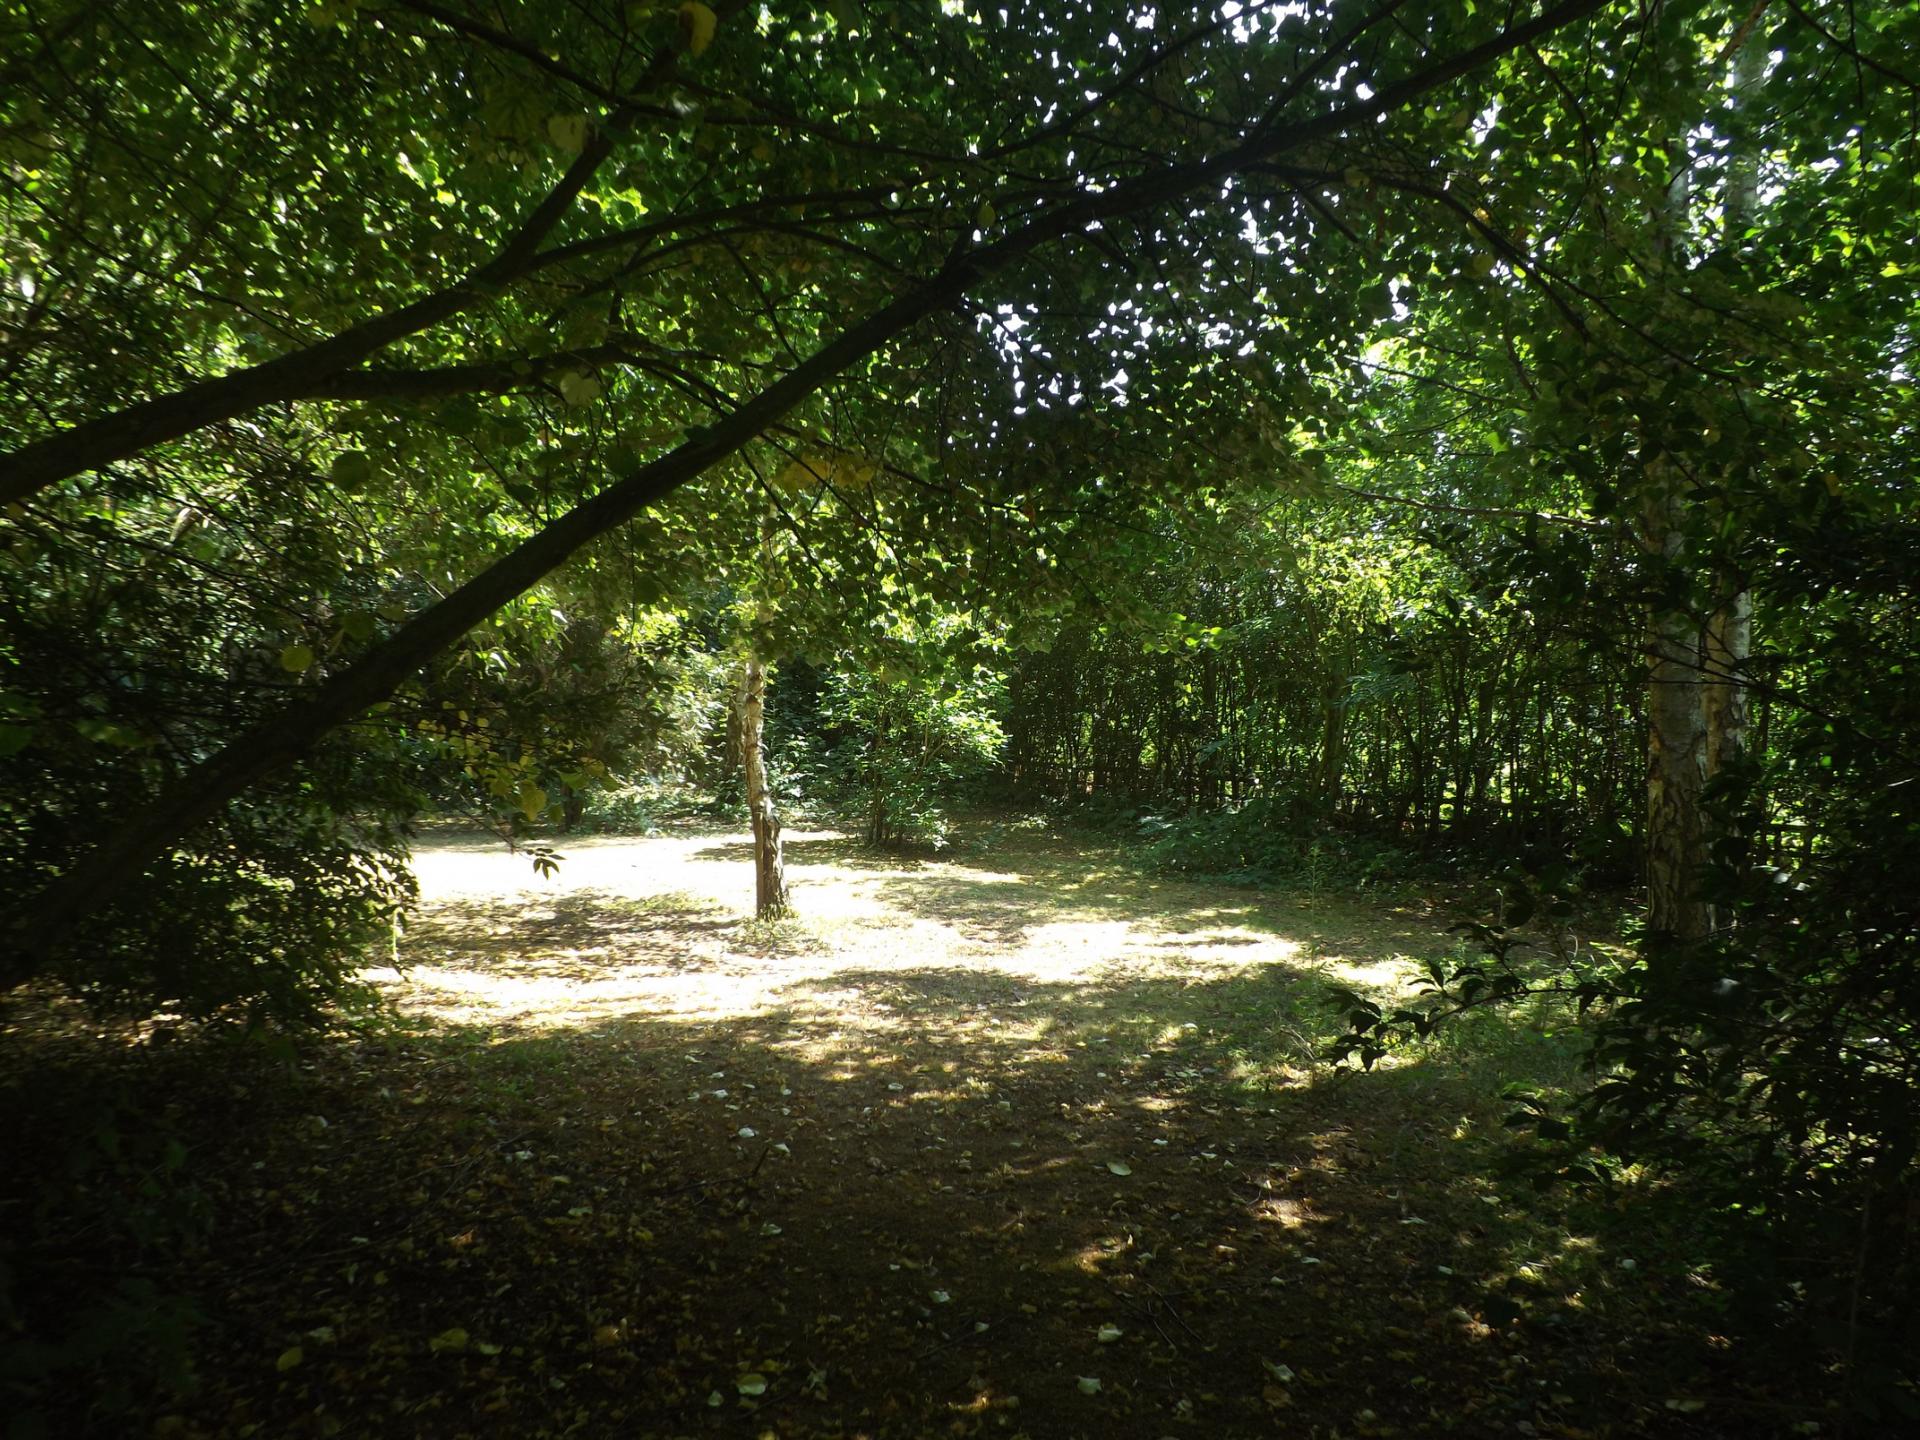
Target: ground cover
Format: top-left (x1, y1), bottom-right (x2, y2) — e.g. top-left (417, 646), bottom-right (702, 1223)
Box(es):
top-left (5, 823), bottom-right (1817, 1438)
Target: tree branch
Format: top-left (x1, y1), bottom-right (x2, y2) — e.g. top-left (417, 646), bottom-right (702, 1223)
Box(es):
top-left (3, 0), bottom-right (1612, 973)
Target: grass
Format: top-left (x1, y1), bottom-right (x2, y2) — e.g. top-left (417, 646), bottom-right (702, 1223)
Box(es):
top-left (0, 818), bottom-right (1833, 1439)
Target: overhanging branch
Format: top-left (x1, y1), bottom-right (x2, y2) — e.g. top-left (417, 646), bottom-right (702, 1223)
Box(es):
top-left (3, 0), bottom-right (1613, 974)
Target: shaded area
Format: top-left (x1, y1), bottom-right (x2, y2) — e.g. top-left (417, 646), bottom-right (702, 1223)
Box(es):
top-left (2, 828), bottom-right (1816, 1438)
top-left (402, 890), bottom-right (739, 971)
top-left (694, 834), bottom-right (928, 873)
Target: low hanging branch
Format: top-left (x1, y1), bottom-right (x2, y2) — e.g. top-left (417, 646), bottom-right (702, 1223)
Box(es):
top-left (0, 0), bottom-right (772, 507)
top-left (0, 112), bottom-right (631, 507)
top-left (3, 0), bottom-right (1609, 974)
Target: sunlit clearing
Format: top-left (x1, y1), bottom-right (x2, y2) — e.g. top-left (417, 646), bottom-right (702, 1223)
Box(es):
top-left (378, 832), bottom-right (1330, 1033)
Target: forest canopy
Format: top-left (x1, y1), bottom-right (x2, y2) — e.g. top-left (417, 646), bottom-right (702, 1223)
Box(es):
top-left (3, 0), bottom-right (1918, 1426)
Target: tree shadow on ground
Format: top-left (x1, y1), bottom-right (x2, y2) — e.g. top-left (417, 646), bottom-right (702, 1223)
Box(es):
top-left (694, 835), bottom-right (929, 872)
top-left (9, 982), bottom-right (1761, 1440)
top-left (399, 889), bottom-right (741, 979)
top-left (3, 833), bottom-right (1805, 1439)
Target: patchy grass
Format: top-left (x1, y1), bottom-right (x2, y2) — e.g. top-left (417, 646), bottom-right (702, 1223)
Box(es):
top-left (3, 822), bottom-right (1829, 1438)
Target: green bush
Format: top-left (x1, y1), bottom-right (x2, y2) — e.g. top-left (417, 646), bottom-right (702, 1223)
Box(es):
top-left (574, 781), bottom-right (664, 833)
top-left (794, 639), bottom-right (1006, 851)
top-left (4, 731), bottom-right (414, 1028)
top-left (1138, 796), bottom-right (1416, 890)
top-left (824, 665), bottom-right (1006, 850)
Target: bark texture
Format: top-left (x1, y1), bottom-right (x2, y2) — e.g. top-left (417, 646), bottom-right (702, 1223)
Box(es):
top-left (1702, 28), bottom-right (1763, 789)
top-left (740, 652), bottom-right (790, 920)
top-left (1643, 478), bottom-right (1712, 944)
top-left (1703, 590), bottom-right (1751, 779)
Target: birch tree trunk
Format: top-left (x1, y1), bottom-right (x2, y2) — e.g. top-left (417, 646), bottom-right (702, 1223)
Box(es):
top-left (1643, 473), bottom-right (1712, 943)
top-left (1702, 593), bottom-right (1751, 779)
top-left (1641, 125), bottom-right (1712, 945)
top-left (1702, 29), bottom-right (1765, 789)
top-left (739, 650), bottom-right (790, 920)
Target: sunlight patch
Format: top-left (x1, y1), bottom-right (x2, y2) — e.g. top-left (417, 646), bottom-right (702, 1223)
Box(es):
top-left (379, 833), bottom-right (1448, 1034)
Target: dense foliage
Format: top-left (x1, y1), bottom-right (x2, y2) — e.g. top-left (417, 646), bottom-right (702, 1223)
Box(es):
top-left (1007, 499), bottom-right (1642, 871)
top-left (4, 0), bottom-right (1919, 1420)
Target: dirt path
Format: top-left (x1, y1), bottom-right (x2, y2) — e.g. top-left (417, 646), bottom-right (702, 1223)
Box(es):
top-left (91, 825), bottom-right (1742, 1439)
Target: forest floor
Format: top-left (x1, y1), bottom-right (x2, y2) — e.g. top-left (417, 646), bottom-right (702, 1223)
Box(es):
top-left (9, 820), bottom-right (1826, 1439)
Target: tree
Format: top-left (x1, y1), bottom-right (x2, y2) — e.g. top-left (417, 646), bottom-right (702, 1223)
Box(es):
top-left (740, 525), bottom-right (790, 919)
top-left (818, 614), bottom-right (1007, 851)
top-left (738, 645), bottom-right (789, 917)
top-left (4, 0), bottom-right (1615, 983)
top-left (1313, 0), bottom-right (1920, 1387)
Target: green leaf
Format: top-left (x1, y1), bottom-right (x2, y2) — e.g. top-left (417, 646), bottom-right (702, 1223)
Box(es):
top-left (558, 371), bottom-right (601, 407)
top-left (329, 450), bottom-right (375, 491)
top-left (546, 114), bottom-right (590, 153)
top-left (679, 2), bottom-right (718, 56)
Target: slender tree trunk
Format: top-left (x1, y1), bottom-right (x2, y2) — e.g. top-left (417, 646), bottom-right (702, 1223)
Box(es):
top-left (1643, 474), bottom-right (1712, 943)
top-left (739, 651), bottom-right (789, 920)
top-left (1317, 643), bottom-right (1350, 808)
top-left (1703, 30), bottom-right (1763, 792)
top-left (1639, 106), bottom-right (1715, 946)
top-left (1703, 592), bottom-right (1751, 777)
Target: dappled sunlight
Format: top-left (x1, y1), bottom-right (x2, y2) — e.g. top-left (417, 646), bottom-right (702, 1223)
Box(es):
top-left (3, 824), bottom-right (1717, 1440)
top-left (382, 827), bottom-right (1353, 1034)
top-left (1318, 951), bottom-right (1418, 989)
top-left (322, 829), bottom-right (1652, 1433)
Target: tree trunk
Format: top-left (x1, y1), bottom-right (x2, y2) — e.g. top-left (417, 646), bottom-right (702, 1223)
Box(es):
top-left (1703, 590), bottom-right (1751, 779)
top-left (1703, 29), bottom-right (1763, 792)
top-left (739, 652), bottom-right (789, 920)
top-left (1643, 476), bottom-right (1711, 943)
top-left (1638, 105), bottom-right (1716, 946)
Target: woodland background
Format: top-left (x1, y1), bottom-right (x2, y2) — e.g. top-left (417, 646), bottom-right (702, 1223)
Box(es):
top-left (2, 0), bottom-right (1916, 1431)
